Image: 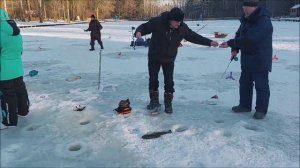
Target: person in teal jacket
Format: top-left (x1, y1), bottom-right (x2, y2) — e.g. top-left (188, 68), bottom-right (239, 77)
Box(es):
top-left (0, 9), bottom-right (29, 129)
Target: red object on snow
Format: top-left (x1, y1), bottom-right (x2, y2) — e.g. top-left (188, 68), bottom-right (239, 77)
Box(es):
top-left (214, 32), bottom-right (228, 38)
top-left (211, 95), bottom-right (219, 99)
top-left (272, 54), bottom-right (279, 61)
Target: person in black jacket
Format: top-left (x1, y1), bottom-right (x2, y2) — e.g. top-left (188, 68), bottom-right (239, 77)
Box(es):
top-left (135, 7), bottom-right (219, 114)
top-left (85, 15), bottom-right (103, 51)
top-left (220, 0), bottom-right (273, 119)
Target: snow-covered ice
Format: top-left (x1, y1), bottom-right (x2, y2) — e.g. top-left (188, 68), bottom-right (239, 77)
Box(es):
top-left (1, 20), bottom-right (299, 167)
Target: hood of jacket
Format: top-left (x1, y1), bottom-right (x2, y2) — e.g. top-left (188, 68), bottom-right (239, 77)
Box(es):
top-left (0, 9), bottom-right (9, 21)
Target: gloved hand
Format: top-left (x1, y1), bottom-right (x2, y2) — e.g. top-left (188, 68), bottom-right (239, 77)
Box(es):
top-left (84, 29), bottom-right (88, 32)
top-left (219, 42), bottom-right (229, 48)
top-left (210, 41), bottom-right (219, 47)
top-left (231, 50), bottom-right (238, 61)
top-left (231, 56), bottom-right (238, 61)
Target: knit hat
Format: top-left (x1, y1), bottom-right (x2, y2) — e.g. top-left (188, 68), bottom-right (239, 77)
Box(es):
top-left (91, 14), bottom-right (95, 18)
top-left (168, 7), bottom-right (184, 21)
top-left (0, 9), bottom-right (9, 21)
top-left (243, 0), bottom-right (259, 7)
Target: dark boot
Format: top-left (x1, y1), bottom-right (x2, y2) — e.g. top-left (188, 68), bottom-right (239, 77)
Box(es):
top-left (100, 42), bottom-right (104, 50)
top-left (164, 92), bottom-right (173, 114)
top-left (253, 111), bottom-right (266, 119)
top-left (147, 90), bottom-right (161, 110)
top-left (232, 105), bottom-right (251, 113)
top-left (90, 40), bottom-right (95, 51)
top-left (16, 78), bottom-right (30, 117)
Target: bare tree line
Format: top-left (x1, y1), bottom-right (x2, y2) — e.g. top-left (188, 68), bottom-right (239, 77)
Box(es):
top-left (1, 0), bottom-right (298, 22)
top-left (1, 0), bottom-right (175, 22)
top-left (183, 0), bottom-right (299, 19)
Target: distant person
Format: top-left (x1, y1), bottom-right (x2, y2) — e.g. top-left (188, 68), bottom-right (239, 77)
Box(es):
top-left (135, 7), bottom-right (219, 114)
top-left (219, 0), bottom-right (273, 119)
top-left (84, 14), bottom-right (104, 51)
top-left (0, 9), bottom-right (30, 130)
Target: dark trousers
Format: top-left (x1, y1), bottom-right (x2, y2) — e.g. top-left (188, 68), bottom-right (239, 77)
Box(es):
top-left (90, 35), bottom-right (103, 49)
top-left (148, 59), bottom-right (174, 93)
top-left (239, 71), bottom-right (270, 113)
top-left (0, 77), bottom-right (30, 126)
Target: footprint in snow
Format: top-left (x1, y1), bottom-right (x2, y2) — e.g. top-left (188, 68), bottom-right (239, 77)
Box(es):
top-left (65, 75), bottom-right (81, 82)
top-left (242, 124), bottom-right (260, 131)
top-left (102, 85), bottom-right (117, 92)
top-left (79, 120), bottom-right (90, 125)
top-left (223, 131), bottom-right (232, 137)
top-left (214, 120), bottom-right (225, 123)
top-left (41, 81), bottom-right (50, 84)
top-left (26, 125), bottom-right (42, 131)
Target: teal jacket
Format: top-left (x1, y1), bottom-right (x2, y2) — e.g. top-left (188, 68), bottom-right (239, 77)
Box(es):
top-left (0, 9), bottom-right (24, 81)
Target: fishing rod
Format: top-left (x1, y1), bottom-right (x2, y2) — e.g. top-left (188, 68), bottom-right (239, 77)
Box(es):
top-left (220, 55), bottom-right (238, 80)
top-left (195, 23), bottom-right (208, 33)
top-left (98, 49), bottom-right (102, 90)
top-left (131, 26), bottom-right (136, 50)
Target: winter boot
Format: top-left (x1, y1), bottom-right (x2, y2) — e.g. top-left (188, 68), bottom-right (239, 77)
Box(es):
top-left (147, 90), bottom-right (161, 110)
top-left (89, 45), bottom-right (95, 51)
top-left (164, 92), bottom-right (173, 114)
top-left (100, 42), bottom-right (104, 50)
top-left (232, 105), bottom-right (251, 113)
top-left (253, 111), bottom-right (266, 119)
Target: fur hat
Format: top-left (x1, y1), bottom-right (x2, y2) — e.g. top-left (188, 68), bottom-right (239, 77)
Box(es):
top-left (243, 0), bottom-right (259, 7)
top-left (168, 7), bottom-right (184, 21)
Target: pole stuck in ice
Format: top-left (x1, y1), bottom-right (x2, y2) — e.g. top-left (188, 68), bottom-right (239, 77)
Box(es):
top-left (98, 49), bottom-right (102, 90)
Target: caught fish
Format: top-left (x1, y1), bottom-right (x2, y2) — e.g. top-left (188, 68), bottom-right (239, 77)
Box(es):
top-left (142, 130), bottom-right (172, 139)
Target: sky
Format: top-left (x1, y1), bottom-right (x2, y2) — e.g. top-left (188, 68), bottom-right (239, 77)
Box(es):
top-left (0, 19), bottom-right (299, 167)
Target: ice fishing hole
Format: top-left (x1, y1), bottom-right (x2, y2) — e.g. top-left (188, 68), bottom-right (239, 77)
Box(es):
top-left (80, 120), bottom-right (90, 125)
top-left (68, 144), bottom-right (81, 151)
top-left (214, 120), bottom-right (225, 123)
top-left (243, 125), bottom-right (259, 131)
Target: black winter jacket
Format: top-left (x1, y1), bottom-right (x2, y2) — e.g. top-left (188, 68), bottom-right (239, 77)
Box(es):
top-left (135, 12), bottom-right (212, 63)
top-left (228, 7), bottom-right (273, 72)
top-left (86, 19), bottom-right (103, 39)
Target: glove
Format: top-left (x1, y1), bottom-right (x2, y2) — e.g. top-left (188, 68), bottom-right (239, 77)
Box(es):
top-left (84, 29), bottom-right (88, 32)
top-left (231, 55), bottom-right (238, 61)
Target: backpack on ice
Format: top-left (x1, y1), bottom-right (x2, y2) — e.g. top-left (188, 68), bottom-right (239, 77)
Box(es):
top-left (114, 99), bottom-right (132, 115)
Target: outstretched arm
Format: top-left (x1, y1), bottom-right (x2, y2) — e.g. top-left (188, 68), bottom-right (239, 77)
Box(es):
top-left (220, 25), bottom-right (241, 52)
top-left (183, 25), bottom-right (218, 47)
top-left (85, 22), bottom-right (92, 31)
top-left (228, 18), bottom-right (272, 49)
top-left (134, 18), bottom-right (156, 38)
top-left (99, 22), bottom-right (103, 30)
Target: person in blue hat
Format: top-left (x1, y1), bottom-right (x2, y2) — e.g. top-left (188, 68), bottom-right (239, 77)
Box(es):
top-left (220, 0), bottom-right (273, 119)
top-left (0, 9), bottom-right (30, 129)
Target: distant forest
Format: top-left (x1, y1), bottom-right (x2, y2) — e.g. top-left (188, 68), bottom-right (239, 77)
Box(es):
top-left (1, 0), bottom-right (299, 22)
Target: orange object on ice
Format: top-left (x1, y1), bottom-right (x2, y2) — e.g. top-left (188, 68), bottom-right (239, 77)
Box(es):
top-left (214, 32), bottom-right (228, 38)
